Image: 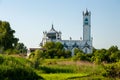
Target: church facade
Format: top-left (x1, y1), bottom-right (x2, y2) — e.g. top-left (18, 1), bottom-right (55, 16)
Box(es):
top-left (40, 9), bottom-right (93, 55)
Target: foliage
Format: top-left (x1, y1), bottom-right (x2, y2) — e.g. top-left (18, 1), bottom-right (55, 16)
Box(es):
top-left (42, 42), bottom-right (120, 64)
top-left (29, 50), bottom-right (44, 68)
top-left (0, 54), bottom-right (43, 80)
top-left (0, 21), bottom-right (18, 50)
top-left (102, 62), bottom-right (120, 78)
top-left (43, 42), bottom-right (71, 58)
top-left (15, 42), bottom-right (27, 54)
top-left (92, 46), bottom-right (120, 64)
top-left (72, 48), bottom-right (92, 61)
top-left (0, 21), bottom-right (27, 55)
top-left (4, 49), bottom-right (19, 55)
top-left (91, 49), bottom-right (107, 64)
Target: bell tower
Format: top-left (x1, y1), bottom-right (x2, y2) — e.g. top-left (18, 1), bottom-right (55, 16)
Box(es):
top-left (83, 9), bottom-right (91, 41)
top-left (82, 9), bottom-right (92, 53)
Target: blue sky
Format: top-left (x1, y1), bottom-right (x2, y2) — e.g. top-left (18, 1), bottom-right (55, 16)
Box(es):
top-left (0, 0), bottom-right (120, 49)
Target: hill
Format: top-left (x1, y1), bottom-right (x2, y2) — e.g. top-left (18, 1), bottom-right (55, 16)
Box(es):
top-left (0, 54), bottom-right (43, 80)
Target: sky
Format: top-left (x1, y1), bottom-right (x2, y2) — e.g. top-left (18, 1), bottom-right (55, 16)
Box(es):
top-left (0, 0), bottom-right (120, 49)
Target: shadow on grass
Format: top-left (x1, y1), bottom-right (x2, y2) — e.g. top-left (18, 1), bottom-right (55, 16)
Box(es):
top-left (39, 66), bottom-right (74, 73)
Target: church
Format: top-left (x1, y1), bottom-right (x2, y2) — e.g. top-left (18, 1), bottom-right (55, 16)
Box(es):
top-left (40, 9), bottom-right (93, 55)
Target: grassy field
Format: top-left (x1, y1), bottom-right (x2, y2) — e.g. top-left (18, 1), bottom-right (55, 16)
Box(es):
top-left (40, 73), bottom-right (88, 80)
top-left (0, 55), bottom-right (119, 80)
top-left (36, 59), bottom-right (117, 80)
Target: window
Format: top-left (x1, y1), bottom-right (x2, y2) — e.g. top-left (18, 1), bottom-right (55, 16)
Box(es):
top-left (84, 18), bottom-right (88, 25)
top-left (85, 18), bottom-right (88, 21)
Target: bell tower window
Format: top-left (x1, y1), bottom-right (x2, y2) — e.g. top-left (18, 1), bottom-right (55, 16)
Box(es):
top-left (84, 18), bottom-right (88, 25)
top-left (85, 18), bottom-right (88, 21)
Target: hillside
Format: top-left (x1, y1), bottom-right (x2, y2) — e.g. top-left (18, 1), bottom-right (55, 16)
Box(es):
top-left (0, 54), bottom-right (43, 80)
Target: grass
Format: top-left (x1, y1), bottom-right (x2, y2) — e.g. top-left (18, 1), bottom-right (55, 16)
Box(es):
top-left (0, 54), bottom-right (119, 80)
top-left (0, 54), bottom-right (43, 80)
top-left (39, 59), bottom-right (104, 74)
top-left (36, 59), bottom-right (111, 80)
top-left (36, 59), bottom-right (120, 80)
top-left (40, 73), bottom-right (118, 80)
top-left (40, 73), bottom-right (88, 80)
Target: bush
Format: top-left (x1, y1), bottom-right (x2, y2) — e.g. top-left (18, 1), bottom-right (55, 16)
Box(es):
top-left (4, 49), bottom-right (19, 55)
top-left (72, 52), bottom-right (92, 61)
top-left (0, 54), bottom-right (43, 80)
top-left (0, 65), bottom-right (42, 80)
top-left (102, 62), bottom-right (120, 78)
top-left (29, 50), bottom-right (44, 69)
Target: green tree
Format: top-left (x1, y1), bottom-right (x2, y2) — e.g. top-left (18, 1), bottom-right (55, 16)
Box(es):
top-left (92, 49), bottom-right (107, 64)
top-left (74, 48), bottom-right (83, 55)
top-left (106, 46), bottom-right (119, 62)
top-left (43, 42), bottom-right (55, 50)
top-left (15, 42), bottom-right (27, 54)
top-left (64, 50), bottom-right (71, 58)
top-left (108, 46), bottom-right (119, 53)
top-left (0, 21), bottom-right (18, 51)
top-left (109, 51), bottom-right (120, 62)
top-left (43, 42), bottom-right (71, 58)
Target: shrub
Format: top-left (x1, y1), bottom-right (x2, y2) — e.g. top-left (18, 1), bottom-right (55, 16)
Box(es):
top-left (4, 49), bottom-right (19, 55)
top-left (102, 62), bottom-right (120, 78)
top-left (29, 50), bottom-right (44, 69)
top-left (0, 54), bottom-right (43, 80)
top-left (0, 65), bottom-right (43, 80)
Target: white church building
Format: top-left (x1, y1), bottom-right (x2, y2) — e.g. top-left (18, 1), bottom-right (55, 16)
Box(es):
top-left (40, 9), bottom-right (93, 55)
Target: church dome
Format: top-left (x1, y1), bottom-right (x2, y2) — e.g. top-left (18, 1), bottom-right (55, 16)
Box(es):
top-left (47, 24), bottom-right (59, 40)
top-left (47, 24), bottom-right (58, 34)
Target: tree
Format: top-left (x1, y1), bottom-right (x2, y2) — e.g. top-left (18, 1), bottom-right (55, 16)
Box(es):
top-left (74, 48), bottom-right (83, 55)
top-left (106, 46), bottom-right (119, 62)
top-left (43, 42), bottom-right (71, 58)
top-left (0, 21), bottom-right (18, 50)
top-left (64, 50), bottom-right (71, 58)
top-left (108, 46), bottom-right (119, 53)
top-left (15, 42), bottom-right (27, 54)
top-left (91, 46), bottom-right (120, 63)
top-left (109, 51), bottom-right (120, 62)
top-left (92, 49), bottom-right (107, 64)
top-left (43, 42), bottom-right (55, 50)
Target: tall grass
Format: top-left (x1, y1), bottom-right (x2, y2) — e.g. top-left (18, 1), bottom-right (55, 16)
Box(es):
top-left (36, 59), bottom-right (108, 80)
top-left (39, 59), bottom-right (104, 75)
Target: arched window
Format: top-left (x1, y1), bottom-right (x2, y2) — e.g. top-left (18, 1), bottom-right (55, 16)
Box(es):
top-left (84, 18), bottom-right (88, 25)
top-left (85, 18), bottom-right (88, 21)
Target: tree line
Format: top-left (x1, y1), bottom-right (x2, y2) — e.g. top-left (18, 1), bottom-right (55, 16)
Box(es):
top-left (73, 45), bottom-right (120, 64)
top-left (29, 41), bottom-right (120, 64)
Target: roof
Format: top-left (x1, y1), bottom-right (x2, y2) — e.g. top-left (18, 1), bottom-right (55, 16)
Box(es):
top-left (47, 24), bottom-right (58, 34)
top-left (84, 9), bottom-right (90, 16)
top-left (85, 10), bottom-right (89, 15)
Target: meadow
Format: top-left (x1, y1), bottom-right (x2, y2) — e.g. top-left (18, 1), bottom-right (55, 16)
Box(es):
top-left (0, 54), bottom-right (120, 80)
top-left (36, 59), bottom-right (119, 80)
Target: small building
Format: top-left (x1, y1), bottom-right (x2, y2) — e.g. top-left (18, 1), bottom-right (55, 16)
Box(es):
top-left (27, 48), bottom-right (46, 57)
